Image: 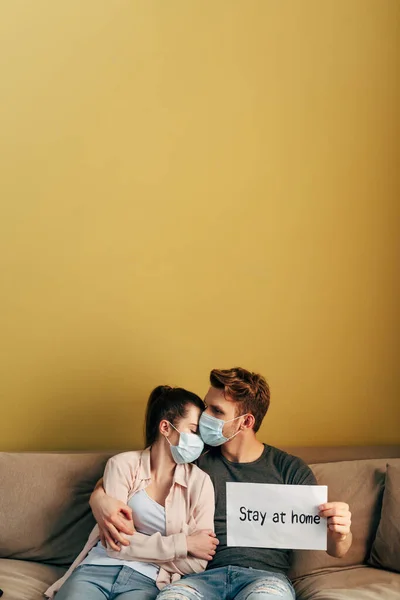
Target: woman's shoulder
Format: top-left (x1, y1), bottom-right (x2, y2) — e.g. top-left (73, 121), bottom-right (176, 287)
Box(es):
top-left (106, 450), bottom-right (147, 471)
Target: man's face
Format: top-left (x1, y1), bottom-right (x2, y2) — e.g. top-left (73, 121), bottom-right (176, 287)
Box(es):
top-left (203, 386), bottom-right (241, 439)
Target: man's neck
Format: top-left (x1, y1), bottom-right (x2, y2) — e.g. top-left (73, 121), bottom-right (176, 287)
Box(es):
top-left (220, 435), bottom-right (265, 464)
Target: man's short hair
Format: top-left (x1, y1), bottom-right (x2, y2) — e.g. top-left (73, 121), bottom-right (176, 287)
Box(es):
top-left (210, 367), bottom-right (270, 432)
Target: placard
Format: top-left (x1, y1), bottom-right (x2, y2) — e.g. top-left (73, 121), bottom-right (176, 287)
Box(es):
top-left (226, 482), bottom-right (327, 550)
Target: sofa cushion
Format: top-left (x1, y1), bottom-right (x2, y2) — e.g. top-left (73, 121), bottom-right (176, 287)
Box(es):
top-left (294, 565), bottom-right (400, 600)
top-left (0, 453), bottom-right (111, 565)
top-left (368, 463), bottom-right (400, 573)
top-left (0, 558), bottom-right (66, 600)
top-left (289, 459), bottom-right (400, 580)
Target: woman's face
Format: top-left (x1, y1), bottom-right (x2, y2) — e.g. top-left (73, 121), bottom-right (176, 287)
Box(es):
top-left (165, 404), bottom-right (203, 446)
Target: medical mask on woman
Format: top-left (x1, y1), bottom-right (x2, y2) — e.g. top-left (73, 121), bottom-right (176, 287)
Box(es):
top-left (166, 422), bottom-right (204, 464)
top-left (199, 412), bottom-right (248, 447)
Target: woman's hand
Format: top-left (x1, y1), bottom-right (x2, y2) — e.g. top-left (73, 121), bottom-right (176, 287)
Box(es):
top-left (187, 529), bottom-right (219, 561)
top-left (89, 484), bottom-right (135, 551)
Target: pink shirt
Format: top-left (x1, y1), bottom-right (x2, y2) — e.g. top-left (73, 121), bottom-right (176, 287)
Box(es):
top-left (45, 449), bottom-right (215, 598)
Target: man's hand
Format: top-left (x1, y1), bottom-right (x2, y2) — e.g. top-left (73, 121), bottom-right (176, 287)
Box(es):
top-left (319, 501), bottom-right (352, 558)
top-left (319, 502), bottom-right (351, 539)
top-left (89, 484), bottom-right (135, 551)
top-left (187, 529), bottom-right (219, 561)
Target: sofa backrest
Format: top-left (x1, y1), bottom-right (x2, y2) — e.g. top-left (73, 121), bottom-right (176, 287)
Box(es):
top-left (282, 445), bottom-right (400, 464)
top-left (289, 457), bottom-right (400, 580)
top-left (0, 452), bottom-right (112, 565)
top-left (1, 449), bottom-right (399, 573)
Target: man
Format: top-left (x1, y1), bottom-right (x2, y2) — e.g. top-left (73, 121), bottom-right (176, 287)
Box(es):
top-left (90, 367), bottom-right (352, 599)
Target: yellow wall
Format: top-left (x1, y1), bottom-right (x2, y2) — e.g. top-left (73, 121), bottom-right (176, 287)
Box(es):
top-left (0, 1), bottom-right (399, 451)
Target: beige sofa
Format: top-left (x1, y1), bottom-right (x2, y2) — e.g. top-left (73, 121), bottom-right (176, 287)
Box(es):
top-left (0, 446), bottom-right (399, 600)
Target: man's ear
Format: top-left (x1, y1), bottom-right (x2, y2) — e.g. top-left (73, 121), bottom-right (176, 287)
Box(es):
top-left (242, 414), bottom-right (255, 430)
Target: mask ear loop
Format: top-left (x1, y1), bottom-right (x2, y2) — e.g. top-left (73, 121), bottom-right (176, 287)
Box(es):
top-left (165, 421), bottom-right (180, 446)
top-left (224, 413), bottom-right (250, 442)
top-left (225, 413), bottom-right (250, 424)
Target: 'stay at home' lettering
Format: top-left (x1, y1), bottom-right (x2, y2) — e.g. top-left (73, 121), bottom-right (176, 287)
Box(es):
top-left (239, 506), bottom-right (267, 526)
top-left (239, 506), bottom-right (320, 526)
top-left (291, 510), bottom-right (321, 525)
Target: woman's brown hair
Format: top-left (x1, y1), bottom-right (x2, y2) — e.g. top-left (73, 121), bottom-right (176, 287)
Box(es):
top-left (145, 385), bottom-right (204, 447)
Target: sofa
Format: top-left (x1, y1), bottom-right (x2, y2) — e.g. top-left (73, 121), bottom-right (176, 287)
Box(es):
top-left (0, 446), bottom-right (399, 600)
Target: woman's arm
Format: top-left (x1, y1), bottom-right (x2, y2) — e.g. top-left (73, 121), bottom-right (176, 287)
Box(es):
top-left (90, 472), bottom-right (189, 560)
top-left (97, 456), bottom-right (217, 572)
top-left (103, 455), bottom-right (190, 564)
top-left (159, 474), bottom-right (217, 574)
top-left (107, 473), bottom-right (217, 574)
top-left (107, 530), bottom-right (188, 563)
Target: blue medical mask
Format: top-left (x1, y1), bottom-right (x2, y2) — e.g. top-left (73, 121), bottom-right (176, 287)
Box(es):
top-left (166, 422), bottom-right (204, 464)
top-left (199, 412), bottom-right (249, 447)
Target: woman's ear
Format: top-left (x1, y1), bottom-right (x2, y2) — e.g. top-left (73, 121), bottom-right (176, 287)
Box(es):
top-left (159, 419), bottom-right (171, 437)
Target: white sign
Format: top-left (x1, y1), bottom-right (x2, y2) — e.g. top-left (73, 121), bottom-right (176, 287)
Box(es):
top-left (227, 483), bottom-right (327, 550)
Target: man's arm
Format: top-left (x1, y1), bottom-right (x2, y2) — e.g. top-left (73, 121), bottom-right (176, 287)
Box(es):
top-left (100, 457), bottom-right (187, 562)
top-left (95, 457), bottom-right (218, 567)
top-left (319, 502), bottom-right (352, 558)
top-left (89, 478), bottom-right (134, 551)
top-left (91, 481), bottom-right (217, 566)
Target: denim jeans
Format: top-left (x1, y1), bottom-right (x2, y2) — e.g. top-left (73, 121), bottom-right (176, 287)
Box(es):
top-left (55, 565), bottom-right (159, 600)
top-left (155, 566), bottom-right (296, 600)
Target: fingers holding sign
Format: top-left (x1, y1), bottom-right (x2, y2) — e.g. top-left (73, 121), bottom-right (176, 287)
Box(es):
top-left (319, 502), bottom-right (351, 540)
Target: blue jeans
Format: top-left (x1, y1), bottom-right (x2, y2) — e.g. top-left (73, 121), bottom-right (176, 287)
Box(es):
top-left (156, 566), bottom-right (296, 600)
top-left (55, 565), bottom-right (159, 600)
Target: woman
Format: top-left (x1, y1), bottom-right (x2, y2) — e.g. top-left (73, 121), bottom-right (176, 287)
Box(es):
top-left (45, 386), bottom-right (217, 600)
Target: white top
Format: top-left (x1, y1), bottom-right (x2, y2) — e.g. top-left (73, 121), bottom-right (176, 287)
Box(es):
top-left (81, 489), bottom-right (166, 580)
